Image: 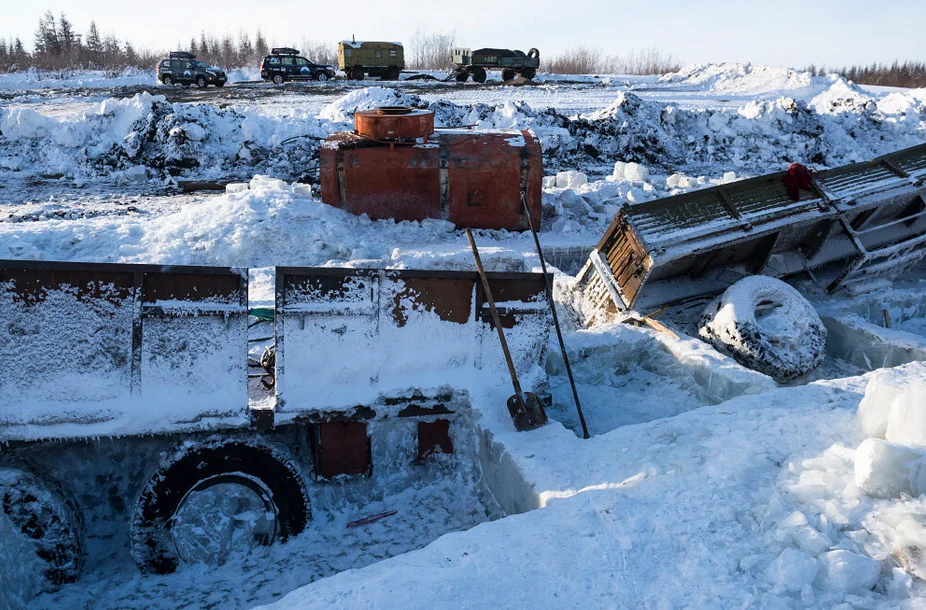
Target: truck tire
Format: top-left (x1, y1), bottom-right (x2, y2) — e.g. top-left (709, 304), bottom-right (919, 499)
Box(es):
top-left (130, 438), bottom-right (310, 574)
top-left (472, 67), bottom-right (487, 84)
top-left (521, 68), bottom-right (537, 80)
top-left (501, 69), bottom-right (516, 82)
top-left (0, 464), bottom-right (84, 590)
top-left (350, 66), bottom-right (364, 80)
top-left (383, 66), bottom-right (401, 81)
top-left (697, 276), bottom-right (827, 382)
top-left (454, 71), bottom-right (469, 83)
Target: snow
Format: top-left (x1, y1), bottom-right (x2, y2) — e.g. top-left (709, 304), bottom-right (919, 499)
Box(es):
top-left (3, 62), bottom-right (926, 610)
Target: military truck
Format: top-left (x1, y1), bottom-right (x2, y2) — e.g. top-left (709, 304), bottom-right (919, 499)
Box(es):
top-left (451, 47), bottom-right (540, 83)
top-left (337, 40), bottom-right (404, 80)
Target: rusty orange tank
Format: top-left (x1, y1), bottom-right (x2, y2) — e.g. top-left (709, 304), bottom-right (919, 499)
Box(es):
top-left (319, 106), bottom-right (542, 231)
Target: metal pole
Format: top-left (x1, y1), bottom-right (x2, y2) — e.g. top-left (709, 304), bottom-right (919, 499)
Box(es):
top-left (522, 200), bottom-right (590, 439)
top-left (465, 229), bottom-right (525, 401)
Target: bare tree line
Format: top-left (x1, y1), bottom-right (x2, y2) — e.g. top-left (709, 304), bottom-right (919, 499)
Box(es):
top-left (806, 61), bottom-right (926, 89)
top-left (543, 46), bottom-right (682, 75)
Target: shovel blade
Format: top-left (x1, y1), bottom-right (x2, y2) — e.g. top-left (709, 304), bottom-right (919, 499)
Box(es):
top-left (506, 392), bottom-right (548, 432)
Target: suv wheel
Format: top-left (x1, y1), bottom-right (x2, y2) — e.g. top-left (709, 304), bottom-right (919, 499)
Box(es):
top-left (196, 76), bottom-right (207, 88)
top-left (272, 74), bottom-right (284, 85)
top-left (315, 71), bottom-right (329, 82)
top-left (162, 75), bottom-right (173, 86)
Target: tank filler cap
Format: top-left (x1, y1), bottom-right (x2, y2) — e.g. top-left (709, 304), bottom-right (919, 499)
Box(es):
top-left (354, 106), bottom-right (435, 139)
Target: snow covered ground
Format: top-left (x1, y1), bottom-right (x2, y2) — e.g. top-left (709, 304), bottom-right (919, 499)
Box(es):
top-left (3, 63), bottom-right (926, 609)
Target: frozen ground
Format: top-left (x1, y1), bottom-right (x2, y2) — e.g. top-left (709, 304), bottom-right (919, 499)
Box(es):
top-left (3, 63), bottom-right (926, 610)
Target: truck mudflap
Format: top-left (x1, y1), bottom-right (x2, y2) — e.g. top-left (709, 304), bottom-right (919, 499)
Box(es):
top-left (272, 267), bottom-right (550, 423)
top-left (577, 143), bottom-right (926, 318)
top-left (0, 260), bottom-right (249, 441)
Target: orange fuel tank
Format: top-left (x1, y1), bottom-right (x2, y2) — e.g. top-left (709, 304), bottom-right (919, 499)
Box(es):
top-left (319, 106), bottom-right (542, 231)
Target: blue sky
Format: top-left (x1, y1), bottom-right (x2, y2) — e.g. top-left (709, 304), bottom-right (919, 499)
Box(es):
top-left (2, 0), bottom-right (922, 68)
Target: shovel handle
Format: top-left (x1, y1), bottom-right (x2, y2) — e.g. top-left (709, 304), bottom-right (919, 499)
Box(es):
top-left (465, 229), bottom-right (525, 399)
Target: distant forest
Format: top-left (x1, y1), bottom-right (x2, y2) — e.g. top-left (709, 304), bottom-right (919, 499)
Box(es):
top-left (2, 11), bottom-right (925, 85)
top-left (806, 62), bottom-right (926, 89)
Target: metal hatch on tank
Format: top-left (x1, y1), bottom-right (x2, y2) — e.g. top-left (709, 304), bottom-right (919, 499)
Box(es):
top-left (319, 106), bottom-right (543, 231)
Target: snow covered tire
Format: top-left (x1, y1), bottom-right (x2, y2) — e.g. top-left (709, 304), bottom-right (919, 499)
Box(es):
top-left (130, 439), bottom-right (310, 574)
top-left (0, 464), bottom-right (85, 589)
top-left (698, 276), bottom-right (826, 382)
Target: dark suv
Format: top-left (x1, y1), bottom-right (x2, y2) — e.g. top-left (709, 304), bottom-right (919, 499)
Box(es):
top-left (260, 48), bottom-right (336, 84)
top-left (157, 52), bottom-right (228, 88)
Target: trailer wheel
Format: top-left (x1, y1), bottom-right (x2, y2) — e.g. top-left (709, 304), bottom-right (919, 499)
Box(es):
top-left (454, 71), bottom-right (469, 83)
top-left (383, 66), bottom-right (400, 81)
top-left (350, 66), bottom-right (364, 80)
top-left (0, 465), bottom-right (84, 592)
top-left (472, 67), bottom-right (487, 84)
top-left (501, 68), bottom-right (516, 82)
top-left (130, 439), bottom-right (310, 574)
top-left (521, 68), bottom-right (537, 80)
top-left (698, 276), bottom-right (827, 382)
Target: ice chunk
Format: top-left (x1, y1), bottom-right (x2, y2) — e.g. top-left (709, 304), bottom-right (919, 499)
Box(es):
top-left (770, 548), bottom-right (820, 592)
top-left (854, 438), bottom-right (926, 499)
top-left (723, 171), bottom-right (737, 183)
top-left (226, 183), bottom-right (249, 193)
top-left (542, 175), bottom-right (556, 189)
top-left (555, 170), bottom-right (587, 189)
top-left (857, 362), bottom-right (926, 440)
top-left (612, 161), bottom-right (627, 180)
top-left (708, 112), bottom-right (728, 132)
top-left (858, 363), bottom-right (926, 439)
top-left (624, 162), bottom-right (649, 182)
top-left (819, 550), bottom-right (881, 592)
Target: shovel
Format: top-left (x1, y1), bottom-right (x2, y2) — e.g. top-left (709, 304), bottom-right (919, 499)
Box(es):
top-left (466, 229), bottom-right (547, 432)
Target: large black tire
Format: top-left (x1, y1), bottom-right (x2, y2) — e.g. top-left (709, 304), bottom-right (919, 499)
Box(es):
top-left (472, 66), bottom-right (487, 84)
top-left (0, 464), bottom-right (84, 589)
top-left (382, 66), bottom-right (401, 81)
top-left (521, 68), bottom-right (537, 80)
top-left (501, 68), bottom-right (516, 82)
top-left (350, 66), bottom-right (364, 80)
top-left (454, 71), bottom-right (469, 83)
top-left (130, 438), bottom-right (310, 574)
top-left (161, 75), bottom-right (173, 86)
top-left (698, 276), bottom-right (827, 381)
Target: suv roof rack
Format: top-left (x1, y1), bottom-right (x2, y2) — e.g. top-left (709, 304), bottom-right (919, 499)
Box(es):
top-left (169, 51), bottom-right (196, 60)
top-left (270, 47), bottom-right (300, 56)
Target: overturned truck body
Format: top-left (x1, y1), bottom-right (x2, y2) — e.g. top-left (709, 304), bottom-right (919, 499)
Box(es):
top-left (578, 143), bottom-right (926, 317)
top-left (0, 260), bottom-right (549, 590)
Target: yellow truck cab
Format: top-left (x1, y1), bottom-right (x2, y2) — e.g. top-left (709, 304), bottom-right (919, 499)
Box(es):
top-left (337, 39), bottom-right (404, 80)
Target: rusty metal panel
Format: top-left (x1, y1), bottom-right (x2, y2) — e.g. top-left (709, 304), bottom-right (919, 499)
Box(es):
top-left (274, 267), bottom-right (551, 415)
top-left (315, 421), bottom-right (371, 479)
top-left (354, 109), bottom-right (434, 139)
top-left (418, 419), bottom-right (453, 460)
top-left (0, 260), bottom-right (248, 441)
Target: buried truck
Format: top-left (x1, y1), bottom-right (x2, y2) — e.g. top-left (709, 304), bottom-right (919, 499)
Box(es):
top-left (576, 143), bottom-right (926, 381)
top-left (0, 260), bottom-right (551, 601)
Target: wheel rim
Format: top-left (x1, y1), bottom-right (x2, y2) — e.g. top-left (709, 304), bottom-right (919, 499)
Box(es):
top-left (318, 73), bottom-right (328, 81)
top-left (273, 75), bottom-right (283, 84)
top-left (169, 474), bottom-right (278, 566)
